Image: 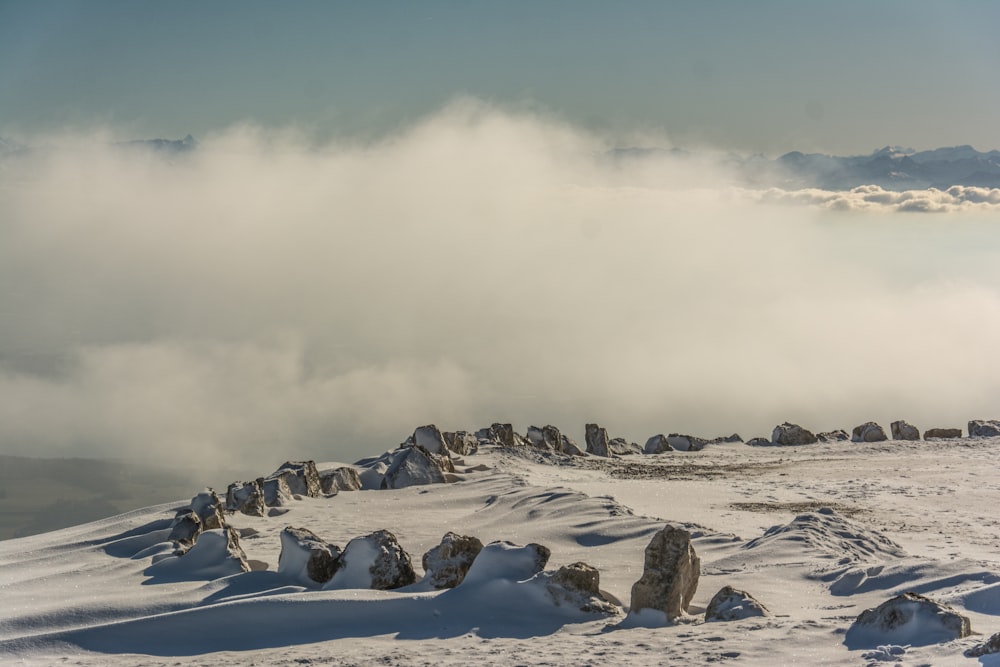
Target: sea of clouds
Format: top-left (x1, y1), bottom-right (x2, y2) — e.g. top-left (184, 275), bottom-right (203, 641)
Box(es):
top-left (2, 100), bottom-right (999, 472)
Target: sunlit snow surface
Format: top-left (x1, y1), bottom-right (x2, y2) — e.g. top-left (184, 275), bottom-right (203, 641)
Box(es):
top-left (3, 437), bottom-right (1000, 665)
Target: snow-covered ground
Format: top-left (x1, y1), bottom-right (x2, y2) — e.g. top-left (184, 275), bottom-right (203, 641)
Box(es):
top-left (2, 435), bottom-right (1000, 666)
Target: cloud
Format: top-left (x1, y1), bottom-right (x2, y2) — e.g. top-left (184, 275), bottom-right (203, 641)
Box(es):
top-left (740, 184), bottom-right (1000, 212)
top-left (2, 101), bottom-right (1000, 475)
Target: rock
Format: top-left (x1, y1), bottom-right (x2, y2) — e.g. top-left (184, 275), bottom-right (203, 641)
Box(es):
top-left (771, 422), bottom-right (817, 445)
top-left (421, 532), bottom-right (484, 589)
top-left (560, 435), bottom-right (586, 456)
top-left (644, 434), bottom-right (674, 454)
top-left (168, 509), bottom-right (202, 551)
top-left (462, 540), bottom-right (551, 585)
top-left (412, 424), bottom-right (450, 456)
top-left (666, 434), bottom-right (707, 452)
top-left (629, 525), bottom-right (700, 619)
top-left (709, 434), bottom-right (743, 444)
top-left (188, 489), bottom-right (226, 530)
top-left (326, 529), bottom-right (416, 590)
top-left (278, 526), bottom-right (342, 585)
top-left (852, 422), bottom-right (888, 442)
top-left (381, 445), bottom-right (449, 489)
top-left (488, 423), bottom-right (519, 448)
top-left (965, 631), bottom-right (1000, 657)
top-left (609, 437), bottom-right (642, 455)
top-left (816, 429), bottom-right (850, 443)
top-left (260, 474), bottom-right (293, 507)
top-left (968, 419), bottom-right (1000, 437)
top-left (851, 592), bottom-right (971, 645)
top-left (226, 479), bottom-right (265, 517)
top-left (148, 527), bottom-right (250, 578)
top-left (705, 586), bottom-right (769, 621)
top-left (525, 425), bottom-right (550, 451)
top-left (585, 423), bottom-right (610, 457)
top-left (319, 466), bottom-right (362, 495)
top-left (270, 461), bottom-right (322, 498)
top-left (923, 427), bottom-right (962, 439)
top-left (546, 562), bottom-right (618, 614)
top-left (890, 420), bottom-right (920, 441)
top-left (745, 436), bottom-right (772, 447)
top-left (526, 425), bottom-right (564, 453)
top-left (442, 430), bottom-right (478, 456)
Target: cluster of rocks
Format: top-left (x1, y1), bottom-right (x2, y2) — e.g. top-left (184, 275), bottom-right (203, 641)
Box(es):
top-left (748, 418), bottom-right (992, 447)
top-left (165, 489), bottom-right (250, 573)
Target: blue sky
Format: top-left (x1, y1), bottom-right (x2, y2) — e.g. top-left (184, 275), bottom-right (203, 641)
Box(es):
top-left (2, 1), bottom-right (999, 154)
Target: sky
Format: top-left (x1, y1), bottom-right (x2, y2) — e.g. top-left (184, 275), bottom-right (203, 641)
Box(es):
top-left (1, 2), bottom-right (1000, 475)
top-left (2, 1), bottom-right (1000, 154)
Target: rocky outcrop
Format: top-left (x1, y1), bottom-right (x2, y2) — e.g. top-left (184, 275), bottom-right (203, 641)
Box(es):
top-left (462, 540), bottom-right (551, 584)
top-left (188, 489), bottom-right (226, 530)
top-left (226, 479), bottom-right (265, 516)
top-left (890, 420), bottom-right (920, 441)
top-left (745, 436), bottom-right (772, 447)
top-left (923, 427), bottom-right (962, 439)
top-left (852, 592), bottom-right (971, 643)
top-left (270, 461), bottom-right (322, 498)
top-left (771, 422), bottom-right (817, 446)
top-left (546, 562), bottom-right (618, 614)
top-left (705, 586), bottom-right (769, 621)
top-left (421, 532), bottom-right (484, 589)
top-left (608, 437), bottom-right (642, 456)
top-left (629, 525), bottom-right (700, 619)
top-left (487, 423), bottom-right (521, 448)
top-left (644, 434), bottom-right (674, 454)
top-left (319, 466), bottom-right (362, 495)
top-left (560, 435), bottom-right (585, 456)
top-left (965, 631), bottom-right (1000, 657)
top-left (381, 445), bottom-right (451, 489)
top-left (666, 434), bottom-right (707, 452)
top-left (260, 473), bottom-right (294, 507)
top-left (278, 526), bottom-right (342, 585)
top-left (969, 419), bottom-right (1000, 437)
top-left (442, 430), bottom-right (478, 456)
top-left (412, 424), bottom-right (450, 456)
top-left (817, 429), bottom-right (850, 443)
top-left (526, 425), bottom-right (565, 453)
top-left (327, 529), bottom-right (416, 590)
top-left (585, 423), bottom-right (610, 457)
top-left (852, 422), bottom-right (888, 443)
top-left (168, 509), bottom-right (202, 551)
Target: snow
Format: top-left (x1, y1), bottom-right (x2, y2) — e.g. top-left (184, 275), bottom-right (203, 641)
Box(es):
top-left (2, 435), bottom-right (1000, 665)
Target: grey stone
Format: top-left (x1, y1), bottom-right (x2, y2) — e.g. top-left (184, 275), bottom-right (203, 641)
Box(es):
top-left (271, 461), bottom-right (322, 498)
top-left (852, 422), bottom-right (888, 442)
top-left (442, 430), bottom-right (479, 456)
top-left (319, 466), bottom-right (362, 495)
top-left (547, 562), bottom-right (619, 614)
top-left (278, 526), bottom-right (342, 585)
top-left (890, 420), bottom-right (920, 441)
top-left (817, 429), bottom-right (850, 443)
top-left (666, 434), bottom-right (707, 452)
top-left (705, 586), bottom-right (769, 621)
top-left (968, 419), bottom-right (1000, 437)
top-left (421, 532), bottom-right (484, 589)
top-left (226, 479), bottom-right (265, 516)
top-left (924, 427), bottom-right (962, 439)
top-left (644, 434), bottom-right (674, 454)
top-left (585, 423), bottom-right (610, 457)
top-left (965, 631), bottom-right (1000, 657)
top-left (771, 422), bottom-right (817, 445)
top-left (342, 529), bottom-right (416, 590)
top-left (854, 592), bottom-right (971, 640)
top-left (188, 489), bottom-right (226, 530)
top-left (629, 525), bottom-right (700, 618)
top-left (168, 509), bottom-right (202, 551)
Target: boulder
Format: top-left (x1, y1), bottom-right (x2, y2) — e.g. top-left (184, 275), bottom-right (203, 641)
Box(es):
top-left (851, 592), bottom-right (971, 646)
top-left (526, 425), bottom-right (564, 453)
top-left (326, 529), bottom-right (416, 590)
top-left (226, 479), bottom-right (266, 517)
top-left (278, 526), bottom-right (342, 585)
top-left (965, 631), bottom-right (1000, 657)
top-left (709, 434), bottom-right (743, 444)
top-left (890, 420), bottom-right (920, 441)
top-left (666, 434), bottom-right (707, 452)
top-left (560, 435), bottom-right (586, 456)
top-left (705, 586), bottom-right (769, 621)
top-left (629, 525), bottom-right (700, 619)
top-left (771, 422), bottom-right (817, 446)
top-left (546, 562), bottom-right (618, 614)
top-left (168, 509), bottom-right (202, 551)
top-left (923, 427), bottom-right (962, 439)
top-left (968, 419), bottom-right (1000, 437)
top-left (319, 466), bottom-right (362, 495)
top-left (462, 540), bottom-right (551, 585)
top-left (381, 445), bottom-right (449, 489)
top-left (745, 436), bottom-right (772, 447)
top-left (271, 461), bottom-right (322, 498)
top-left (488, 423), bottom-right (520, 448)
top-left (525, 425), bottom-right (550, 451)
top-left (260, 474), bottom-right (293, 507)
top-left (817, 429), bottom-right (850, 443)
top-left (609, 437), bottom-right (642, 455)
top-left (412, 424), bottom-right (450, 456)
top-left (148, 527), bottom-right (250, 578)
top-left (188, 489), bottom-right (226, 530)
top-left (442, 430), bottom-right (479, 456)
top-left (644, 434), bottom-right (674, 454)
top-left (852, 422), bottom-right (888, 443)
top-left (585, 423), bottom-right (610, 457)
top-left (421, 532), bottom-right (484, 589)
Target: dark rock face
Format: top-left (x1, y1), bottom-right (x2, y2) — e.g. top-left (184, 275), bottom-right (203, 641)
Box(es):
top-left (705, 586), bottom-right (769, 621)
top-left (923, 427), bottom-right (962, 439)
top-left (890, 420), bottom-right (920, 441)
top-left (344, 529), bottom-right (417, 590)
top-left (412, 424), bottom-right (451, 456)
top-left (771, 422), bottom-right (817, 446)
top-left (968, 419), bottom-right (1000, 437)
top-left (666, 434), bottom-right (707, 452)
top-left (644, 434), bottom-right (674, 454)
top-left (260, 473), bottom-right (294, 507)
top-left (817, 429), bottom-right (850, 443)
top-left (629, 525), bottom-right (700, 619)
top-left (526, 425), bottom-right (565, 453)
top-left (271, 461), bottom-right (322, 498)
top-left (168, 509), bottom-right (202, 551)
top-left (381, 446), bottom-right (449, 489)
top-left (226, 479), bottom-right (266, 516)
top-left (585, 423), bottom-right (610, 457)
top-left (489, 423), bottom-right (519, 448)
top-left (560, 435), bottom-right (585, 456)
top-left (709, 434), bottom-right (743, 444)
top-left (745, 436), bottom-right (772, 447)
top-left (223, 526), bottom-right (251, 573)
top-left (442, 430), bottom-right (478, 456)
top-left (852, 422), bottom-right (888, 443)
top-left (547, 562), bottom-right (619, 614)
top-left (608, 437), bottom-right (642, 456)
top-left (421, 532), bottom-right (484, 589)
top-left (278, 526), bottom-right (342, 585)
top-left (853, 592), bottom-right (971, 641)
top-left (319, 467), bottom-right (362, 495)
top-left (965, 631), bottom-right (1000, 657)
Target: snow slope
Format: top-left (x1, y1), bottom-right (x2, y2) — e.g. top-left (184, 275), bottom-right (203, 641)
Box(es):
top-left (2, 436), bottom-right (1000, 665)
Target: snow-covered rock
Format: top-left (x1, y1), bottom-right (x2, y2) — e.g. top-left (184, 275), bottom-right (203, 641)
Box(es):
top-left (704, 586), bottom-right (769, 621)
top-left (463, 541), bottom-right (551, 585)
top-left (608, 437), bottom-right (642, 455)
top-left (585, 423), bottom-right (610, 457)
top-left (629, 525), bottom-right (700, 619)
top-left (278, 526), bottom-right (342, 586)
top-left (560, 435), bottom-right (585, 456)
top-left (146, 527), bottom-right (250, 579)
top-left (487, 423), bottom-right (522, 448)
top-left (270, 461), bottom-right (322, 498)
top-left (526, 425), bottom-right (564, 453)
top-left (546, 562), bottom-right (619, 614)
top-left (412, 424), bottom-right (450, 456)
top-left (710, 433), bottom-right (743, 444)
top-left (745, 436), bottom-right (772, 447)
top-left (968, 419), bottom-right (1000, 437)
top-left (442, 430), bottom-right (478, 455)
top-left (319, 466), bottom-right (362, 495)
top-left (226, 479), bottom-right (265, 516)
top-left (644, 434), bottom-right (674, 454)
top-left (852, 422), bottom-right (887, 443)
top-left (743, 507), bottom-right (905, 563)
top-left (381, 446), bottom-right (449, 489)
top-left (666, 434), bottom-right (707, 452)
top-left (325, 529), bottom-right (416, 590)
top-left (261, 473), bottom-right (294, 507)
top-left (965, 631), bottom-right (1000, 657)
top-left (817, 429), bottom-right (850, 443)
top-left (848, 592), bottom-right (972, 647)
top-left (771, 422), bottom-right (817, 445)
top-left (890, 420), bottom-right (920, 441)
top-left (421, 532), bottom-right (484, 589)
top-left (168, 509), bottom-right (202, 550)
top-left (188, 489), bottom-right (226, 530)
top-left (923, 427), bottom-right (962, 439)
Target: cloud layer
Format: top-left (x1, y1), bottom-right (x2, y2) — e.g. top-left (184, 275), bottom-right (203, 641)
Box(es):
top-left (2, 102), bottom-right (1000, 475)
top-left (742, 184), bottom-right (1000, 213)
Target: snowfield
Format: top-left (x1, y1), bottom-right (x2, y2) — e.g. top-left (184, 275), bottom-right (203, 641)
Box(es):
top-left (2, 433), bottom-right (1000, 666)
